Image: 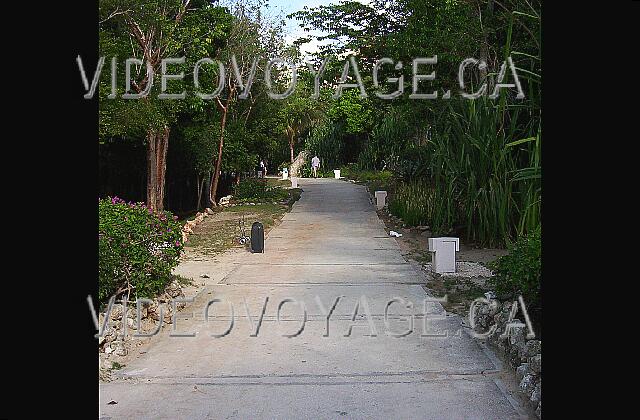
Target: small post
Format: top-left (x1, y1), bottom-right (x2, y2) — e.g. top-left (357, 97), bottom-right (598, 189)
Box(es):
top-left (428, 237), bottom-right (460, 274)
top-left (291, 177), bottom-right (298, 188)
top-left (375, 191), bottom-right (387, 209)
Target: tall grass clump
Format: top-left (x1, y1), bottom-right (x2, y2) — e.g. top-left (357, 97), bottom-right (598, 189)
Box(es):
top-left (388, 180), bottom-right (459, 234)
top-left (384, 94), bottom-right (540, 247)
top-left (385, 5), bottom-right (541, 247)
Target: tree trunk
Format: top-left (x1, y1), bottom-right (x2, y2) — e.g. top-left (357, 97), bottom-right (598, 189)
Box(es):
top-left (196, 174), bottom-right (204, 211)
top-left (289, 133), bottom-right (295, 164)
top-left (210, 104), bottom-right (229, 206)
top-left (204, 171), bottom-right (211, 207)
top-left (146, 126), bottom-right (170, 211)
top-left (146, 129), bottom-right (157, 210)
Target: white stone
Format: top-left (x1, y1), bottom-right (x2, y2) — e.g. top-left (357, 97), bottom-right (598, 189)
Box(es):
top-left (334, 169), bottom-right (341, 179)
top-left (375, 191), bottom-right (387, 209)
top-left (218, 195), bottom-right (232, 206)
top-left (291, 177), bottom-right (298, 188)
top-left (428, 237), bottom-right (460, 274)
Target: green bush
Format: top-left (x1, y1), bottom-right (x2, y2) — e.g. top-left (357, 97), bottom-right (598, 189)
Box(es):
top-left (234, 178), bottom-right (289, 202)
top-left (98, 197), bottom-right (184, 305)
top-left (341, 166), bottom-right (394, 184)
top-left (489, 226), bottom-right (541, 308)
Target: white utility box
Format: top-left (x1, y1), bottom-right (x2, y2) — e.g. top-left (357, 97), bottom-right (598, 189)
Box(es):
top-left (334, 169), bottom-right (341, 179)
top-left (428, 237), bottom-right (460, 274)
top-left (282, 168), bottom-right (288, 180)
top-left (375, 191), bottom-right (387, 209)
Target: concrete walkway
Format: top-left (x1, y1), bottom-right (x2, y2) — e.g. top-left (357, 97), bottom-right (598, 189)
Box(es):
top-left (100, 178), bottom-right (531, 419)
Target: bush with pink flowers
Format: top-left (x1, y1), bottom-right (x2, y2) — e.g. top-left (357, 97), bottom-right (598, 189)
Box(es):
top-left (98, 197), bottom-right (184, 305)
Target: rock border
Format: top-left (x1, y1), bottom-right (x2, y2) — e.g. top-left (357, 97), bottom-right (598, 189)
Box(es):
top-left (97, 279), bottom-right (187, 381)
top-left (473, 299), bottom-right (542, 418)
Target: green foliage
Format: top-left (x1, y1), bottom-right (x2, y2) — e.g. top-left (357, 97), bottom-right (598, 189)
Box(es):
top-left (379, 97), bottom-right (540, 247)
top-left (326, 90), bottom-right (373, 135)
top-left (340, 165), bottom-right (395, 184)
top-left (173, 122), bottom-right (218, 176)
top-left (233, 178), bottom-right (289, 202)
top-left (489, 225), bottom-right (541, 308)
top-left (98, 197), bottom-right (184, 305)
top-left (222, 121), bottom-right (259, 173)
top-left (358, 105), bottom-right (421, 170)
top-left (98, 0), bottom-right (233, 140)
top-left (275, 77), bottom-right (326, 161)
top-left (304, 122), bottom-right (344, 169)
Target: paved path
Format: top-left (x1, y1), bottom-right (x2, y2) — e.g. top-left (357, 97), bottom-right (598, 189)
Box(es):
top-left (100, 178), bottom-right (531, 419)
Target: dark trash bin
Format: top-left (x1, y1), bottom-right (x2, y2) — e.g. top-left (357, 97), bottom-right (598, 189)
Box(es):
top-left (251, 222), bottom-right (264, 253)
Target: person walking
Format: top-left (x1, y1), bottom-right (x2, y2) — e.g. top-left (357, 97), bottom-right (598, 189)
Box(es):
top-left (311, 155), bottom-right (320, 178)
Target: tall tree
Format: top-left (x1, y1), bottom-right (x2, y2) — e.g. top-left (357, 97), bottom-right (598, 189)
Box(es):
top-left (208, 0), bottom-right (284, 206)
top-left (99, 0), bottom-right (195, 210)
top-left (99, 0), bottom-right (231, 210)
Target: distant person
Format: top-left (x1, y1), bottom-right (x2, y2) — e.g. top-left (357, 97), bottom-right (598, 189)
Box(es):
top-left (311, 155), bottom-right (320, 178)
top-left (263, 159), bottom-right (268, 176)
top-left (259, 159), bottom-right (265, 178)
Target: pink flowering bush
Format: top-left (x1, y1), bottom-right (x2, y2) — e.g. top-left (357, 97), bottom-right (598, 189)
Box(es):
top-left (98, 197), bottom-right (184, 304)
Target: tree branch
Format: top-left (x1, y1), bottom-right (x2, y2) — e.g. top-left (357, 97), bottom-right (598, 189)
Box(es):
top-left (99, 8), bottom-right (131, 24)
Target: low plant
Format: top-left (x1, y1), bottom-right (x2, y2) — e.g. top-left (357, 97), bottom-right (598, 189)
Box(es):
top-left (234, 178), bottom-right (289, 202)
top-left (98, 197), bottom-right (184, 305)
top-left (489, 225), bottom-right (541, 309)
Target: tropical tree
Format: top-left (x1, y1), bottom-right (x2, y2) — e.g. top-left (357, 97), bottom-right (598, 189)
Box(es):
top-left (99, 0), bottom-right (231, 210)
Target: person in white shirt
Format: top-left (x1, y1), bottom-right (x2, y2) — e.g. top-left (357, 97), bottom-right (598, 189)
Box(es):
top-left (311, 155), bottom-right (320, 178)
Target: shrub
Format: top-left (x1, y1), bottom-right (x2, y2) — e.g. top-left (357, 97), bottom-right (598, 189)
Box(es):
top-left (340, 166), bottom-right (394, 185)
top-left (234, 178), bottom-right (289, 202)
top-left (489, 225), bottom-right (541, 309)
top-left (98, 197), bottom-right (184, 305)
